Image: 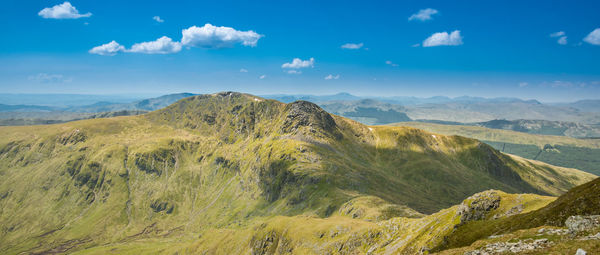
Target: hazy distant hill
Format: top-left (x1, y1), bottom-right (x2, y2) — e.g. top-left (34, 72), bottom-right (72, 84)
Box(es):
top-left (0, 93), bottom-right (148, 107)
top-left (554, 99), bottom-right (600, 113)
top-left (0, 104), bottom-right (55, 112)
top-left (0, 92), bottom-right (592, 254)
top-left (66, 93), bottom-right (197, 112)
top-left (474, 119), bottom-right (600, 138)
top-left (319, 99), bottom-right (411, 125)
top-left (0, 93), bottom-right (196, 125)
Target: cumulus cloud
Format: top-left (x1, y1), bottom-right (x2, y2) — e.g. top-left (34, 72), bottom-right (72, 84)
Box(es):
top-left (550, 31), bottom-right (567, 45)
top-left (385, 60), bottom-right (398, 67)
top-left (181, 24), bottom-right (263, 48)
top-left (28, 73), bottom-right (72, 83)
top-left (584, 28), bottom-right (600, 45)
top-left (282, 58), bottom-right (314, 69)
top-left (422, 30), bottom-right (463, 47)
top-left (127, 36), bottom-right (182, 54)
top-left (557, 36), bottom-right (568, 45)
top-left (259, 75), bottom-right (267, 79)
top-left (38, 2), bottom-right (91, 19)
top-left (286, 70), bottom-right (302, 74)
top-left (153, 16), bottom-right (164, 23)
top-left (324, 74), bottom-right (340, 80)
top-left (408, 8), bottom-right (438, 21)
top-left (240, 68), bottom-right (248, 73)
top-left (89, 41), bottom-right (125, 56)
top-left (341, 43), bottom-right (364, 49)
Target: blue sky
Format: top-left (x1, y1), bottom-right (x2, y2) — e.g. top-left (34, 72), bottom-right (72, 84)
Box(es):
top-left (1, 0), bottom-right (599, 102)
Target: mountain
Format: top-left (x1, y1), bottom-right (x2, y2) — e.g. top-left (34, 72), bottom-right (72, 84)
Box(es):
top-left (319, 99), bottom-right (411, 125)
top-left (554, 99), bottom-right (600, 113)
top-left (396, 121), bottom-right (600, 175)
top-left (262, 92), bottom-right (362, 103)
top-left (0, 92), bottom-right (595, 254)
top-left (67, 92), bottom-right (197, 112)
top-left (474, 119), bottom-right (600, 138)
top-left (0, 103), bottom-right (56, 112)
top-left (0, 93), bottom-right (148, 107)
top-left (0, 93), bottom-right (196, 125)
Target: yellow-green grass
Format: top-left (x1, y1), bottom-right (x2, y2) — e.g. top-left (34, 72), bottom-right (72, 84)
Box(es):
top-left (392, 122), bottom-right (600, 149)
top-left (0, 93), bottom-right (594, 254)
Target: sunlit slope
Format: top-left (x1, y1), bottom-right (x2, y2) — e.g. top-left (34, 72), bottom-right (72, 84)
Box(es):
top-left (0, 92), bottom-right (594, 254)
top-left (435, 177), bottom-right (600, 253)
top-left (394, 121), bottom-right (600, 175)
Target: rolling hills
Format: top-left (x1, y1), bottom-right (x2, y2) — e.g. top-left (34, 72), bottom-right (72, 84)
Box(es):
top-left (0, 92), bottom-right (595, 254)
top-left (396, 122), bottom-right (600, 175)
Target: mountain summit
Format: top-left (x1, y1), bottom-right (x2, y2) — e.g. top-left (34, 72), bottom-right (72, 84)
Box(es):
top-left (0, 92), bottom-right (594, 254)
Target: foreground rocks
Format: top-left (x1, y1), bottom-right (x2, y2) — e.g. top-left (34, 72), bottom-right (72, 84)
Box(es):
top-left (565, 215), bottom-right (600, 232)
top-left (464, 215), bottom-right (600, 255)
top-left (464, 238), bottom-right (552, 255)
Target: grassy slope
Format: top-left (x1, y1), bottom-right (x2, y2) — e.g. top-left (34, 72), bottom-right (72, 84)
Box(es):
top-left (394, 122), bottom-right (600, 175)
top-left (394, 122), bottom-right (600, 149)
top-left (435, 177), bottom-right (600, 252)
top-left (0, 93), bottom-right (595, 254)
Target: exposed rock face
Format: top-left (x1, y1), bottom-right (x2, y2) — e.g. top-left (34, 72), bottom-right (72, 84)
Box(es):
top-left (458, 191), bottom-right (501, 223)
top-left (282, 100), bottom-right (340, 139)
top-left (565, 215), bottom-right (600, 232)
top-left (464, 238), bottom-right (553, 255)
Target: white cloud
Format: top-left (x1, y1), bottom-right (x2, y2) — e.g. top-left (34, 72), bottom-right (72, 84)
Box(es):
top-left (324, 74), bottom-right (340, 80)
top-left (286, 70), bottom-right (302, 74)
top-left (240, 68), bottom-right (248, 73)
top-left (550, 31), bottom-right (567, 45)
top-left (89, 41), bottom-right (125, 56)
top-left (28, 73), bottom-right (72, 83)
top-left (584, 28), bottom-right (600, 45)
top-left (385, 60), bottom-right (398, 67)
top-left (408, 8), bottom-right (438, 21)
top-left (518, 82), bottom-right (528, 87)
top-left (153, 16), bottom-right (164, 23)
top-left (127, 36), bottom-right (182, 54)
top-left (281, 58), bottom-right (314, 69)
top-left (38, 2), bottom-right (91, 19)
top-left (181, 24), bottom-right (263, 48)
top-left (411, 43), bottom-right (420, 47)
top-left (341, 43), bottom-right (364, 49)
top-left (259, 75), bottom-right (267, 79)
top-left (422, 30), bottom-right (463, 47)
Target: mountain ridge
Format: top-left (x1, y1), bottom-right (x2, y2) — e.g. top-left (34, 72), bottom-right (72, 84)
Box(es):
top-left (0, 92), bottom-right (595, 254)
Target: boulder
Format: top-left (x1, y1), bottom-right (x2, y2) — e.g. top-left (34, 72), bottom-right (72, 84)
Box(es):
top-left (565, 215), bottom-right (600, 233)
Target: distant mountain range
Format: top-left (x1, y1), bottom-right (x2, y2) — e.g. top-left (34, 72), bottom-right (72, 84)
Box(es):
top-left (2, 92), bottom-right (600, 136)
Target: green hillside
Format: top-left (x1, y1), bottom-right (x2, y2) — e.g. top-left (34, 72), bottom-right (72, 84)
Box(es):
top-left (0, 92), bottom-right (594, 254)
top-left (395, 122), bottom-right (600, 175)
top-left (435, 177), bottom-right (600, 253)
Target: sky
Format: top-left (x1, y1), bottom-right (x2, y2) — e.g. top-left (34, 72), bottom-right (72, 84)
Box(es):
top-left (1, 0), bottom-right (599, 102)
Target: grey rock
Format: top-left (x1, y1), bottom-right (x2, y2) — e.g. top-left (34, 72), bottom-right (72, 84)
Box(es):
top-left (565, 215), bottom-right (600, 233)
top-left (576, 248), bottom-right (587, 255)
top-left (458, 191), bottom-right (501, 223)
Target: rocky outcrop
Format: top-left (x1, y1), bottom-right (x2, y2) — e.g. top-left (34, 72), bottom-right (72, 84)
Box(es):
top-left (565, 215), bottom-right (600, 232)
top-left (458, 191), bottom-right (501, 223)
top-left (464, 238), bottom-right (553, 255)
top-left (282, 101), bottom-right (341, 139)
